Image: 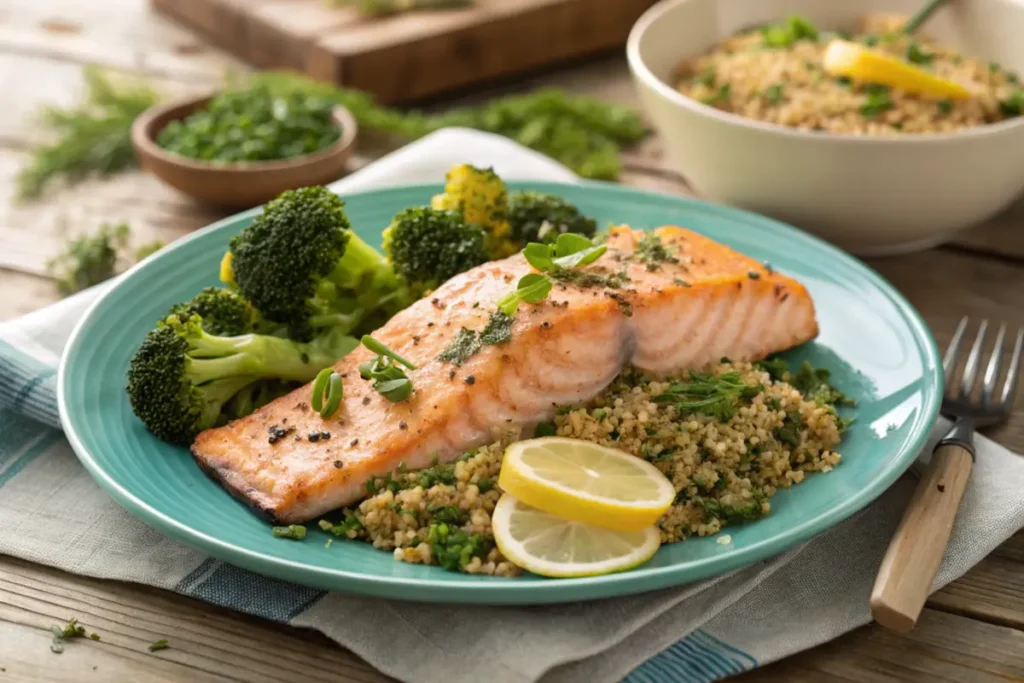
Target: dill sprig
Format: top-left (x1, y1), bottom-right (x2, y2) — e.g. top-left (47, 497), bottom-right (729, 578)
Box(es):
top-left (18, 67), bottom-right (159, 200)
top-left (653, 371), bottom-right (763, 421)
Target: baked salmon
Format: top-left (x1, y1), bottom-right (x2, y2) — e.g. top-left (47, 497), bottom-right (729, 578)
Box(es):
top-left (191, 227), bottom-right (818, 523)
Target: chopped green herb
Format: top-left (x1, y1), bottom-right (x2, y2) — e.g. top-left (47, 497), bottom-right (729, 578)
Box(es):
top-left (148, 639), bottom-right (170, 652)
top-left (789, 361), bottom-right (856, 407)
top-left (695, 492), bottom-right (767, 524)
top-left (998, 91), bottom-right (1024, 117)
top-left (760, 15), bottom-right (818, 48)
top-left (361, 335), bottom-right (416, 369)
top-left (476, 476), bottom-right (493, 493)
top-left (634, 233), bottom-right (679, 270)
top-left (50, 618), bottom-right (96, 654)
top-left (937, 99), bottom-right (953, 115)
top-left (480, 310), bottom-right (513, 345)
top-left (755, 357), bottom-right (789, 382)
top-left (533, 422), bottom-right (558, 437)
top-left (862, 34), bottom-right (880, 47)
top-left (272, 524), bottom-right (307, 540)
top-left (775, 412), bottom-right (803, 448)
top-left (695, 69), bottom-right (716, 87)
top-left (906, 42), bottom-right (934, 66)
top-left (47, 221), bottom-right (130, 296)
top-left (835, 76), bottom-right (853, 89)
top-left (359, 353), bottom-right (414, 402)
top-left (860, 84), bottom-right (893, 119)
top-left (701, 84), bottom-right (731, 106)
top-left (429, 506), bottom-right (467, 525)
top-left (761, 83), bottom-right (785, 105)
top-left (437, 327), bottom-right (482, 366)
top-left (319, 512), bottom-right (363, 537)
top-left (427, 522), bottom-right (491, 572)
top-left (497, 272), bottom-right (554, 316)
top-left (654, 371), bottom-right (762, 421)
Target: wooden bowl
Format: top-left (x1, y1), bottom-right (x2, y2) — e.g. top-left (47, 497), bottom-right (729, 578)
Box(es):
top-left (131, 92), bottom-right (358, 209)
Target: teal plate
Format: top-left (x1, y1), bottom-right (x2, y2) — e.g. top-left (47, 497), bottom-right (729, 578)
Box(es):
top-left (58, 181), bottom-right (942, 605)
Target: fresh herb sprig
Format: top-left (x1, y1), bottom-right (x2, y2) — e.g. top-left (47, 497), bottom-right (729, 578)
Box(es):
top-left (47, 221), bottom-right (130, 295)
top-left (359, 335), bottom-right (416, 401)
top-left (654, 371), bottom-right (763, 421)
top-left (18, 68), bottom-right (159, 200)
top-left (437, 310), bottom-right (514, 365)
top-left (498, 234), bottom-right (607, 315)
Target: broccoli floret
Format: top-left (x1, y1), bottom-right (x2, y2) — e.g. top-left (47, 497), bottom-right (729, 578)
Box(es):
top-left (224, 186), bottom-right (406, 341)
top-left (166, 287), bottom-right (260, 337)
top-left (382, 207), bottom-right (488, 296)
top-left (506, 191), bottom-right (597, 246)
top-left (223, 379), bottom-right (297, 421)
top-left (126, 312), bottom-right (359, 444)
top-left (431, 164), bottom-right (515, 258)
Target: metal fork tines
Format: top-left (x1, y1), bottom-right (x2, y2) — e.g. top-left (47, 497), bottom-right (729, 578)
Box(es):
top-left (942, 316), bottom-right (1024, 429)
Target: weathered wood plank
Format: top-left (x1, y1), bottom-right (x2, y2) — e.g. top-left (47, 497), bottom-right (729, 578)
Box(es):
top-left (0, 555), bottom-right (392, 683)
top-left (0, 0), bottom-right (244, 80)
top-left (928, 530), bottom-right (1024, 630)
top-left (739, 608), bottom-right (1024, 683)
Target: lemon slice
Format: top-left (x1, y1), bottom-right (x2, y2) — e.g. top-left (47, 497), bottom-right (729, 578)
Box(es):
top-left (823, 40), bottom-right (971, 100)
top-left (491, 495), bottom-right (661, 577)
top-left (498, 437), bottom-right (676, 531)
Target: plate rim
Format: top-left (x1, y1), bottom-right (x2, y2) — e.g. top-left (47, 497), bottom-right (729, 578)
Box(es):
top-left (57, 179), bottom-right (943, 604)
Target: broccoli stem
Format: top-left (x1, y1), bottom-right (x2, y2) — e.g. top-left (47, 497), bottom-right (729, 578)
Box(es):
top-left (326, 234), bottom-right (394, 290)
top-left (198, 376), bottom-right (259, 426)
top-left (184, 328), bottom-right (358, 383)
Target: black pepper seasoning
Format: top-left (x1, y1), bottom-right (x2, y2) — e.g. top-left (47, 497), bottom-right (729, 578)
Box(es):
top-left (333, 460), bottom-right (344, 469)
top-left (320, 431), bottom-right (331, 440)
top-left (465, 375), bottom-right (476, 385)
top-left (748, 270), bottom-right (761, 280)
top-left (362, 396), bottom-right (372, 405)
top-left (350, 438), bottom-right (359, 447)
top-left (399, 421), bottom-right (408, 430)
top-left (308, 432), bottom-right (321, 443)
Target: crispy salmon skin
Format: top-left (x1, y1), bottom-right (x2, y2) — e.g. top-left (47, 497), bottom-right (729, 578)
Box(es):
top-left (191, 227), bottom-right (817, 523)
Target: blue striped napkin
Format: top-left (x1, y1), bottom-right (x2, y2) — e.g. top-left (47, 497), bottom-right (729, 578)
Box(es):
top-left (2, 130), bottom-right (1023, 683)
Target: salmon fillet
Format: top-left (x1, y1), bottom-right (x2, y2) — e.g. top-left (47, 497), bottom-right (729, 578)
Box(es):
top-left (191, 227), bottom-right (818, 523)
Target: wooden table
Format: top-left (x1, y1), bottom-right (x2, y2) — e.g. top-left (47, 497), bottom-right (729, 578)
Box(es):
top-left (2, 2), bottom-right (1024, 681)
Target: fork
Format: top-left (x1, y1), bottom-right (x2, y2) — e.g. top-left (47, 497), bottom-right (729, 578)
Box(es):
top-left (870, 317), bottom-right (1023, 633)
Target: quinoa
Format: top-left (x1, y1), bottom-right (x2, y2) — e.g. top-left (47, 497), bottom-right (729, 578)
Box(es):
top-left (339, 359), bottom-right (852, 575)
top-left (675, 14), bottom-right (1023, 135)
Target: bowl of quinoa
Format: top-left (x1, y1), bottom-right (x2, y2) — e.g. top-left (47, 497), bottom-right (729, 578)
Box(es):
top-left (322, 358), bottom-right (853, 577)
top-left (626, 0), bottom-right (1024, 256)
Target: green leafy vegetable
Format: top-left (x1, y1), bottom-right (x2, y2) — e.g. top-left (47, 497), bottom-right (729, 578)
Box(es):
top-left (359, 336), bottom-right (416, 402)
top-left (497, 273), bottom-right (554, 316)
top-left (775, 412), bottom-right (804, 448)
top-left (49, 618), bottom-right (99, 654)
top-left (319, 512), bottom-right (364, 537)
top-left (148, 640), bottom-right (170, 652)
top-left (47, 221), bottom-right (129, 296)
top-left (937, 99), bottom-right (954, 115)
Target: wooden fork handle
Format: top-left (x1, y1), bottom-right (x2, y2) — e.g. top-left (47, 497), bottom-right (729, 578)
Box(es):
top-left (870, 443), bottom-right (973, 633)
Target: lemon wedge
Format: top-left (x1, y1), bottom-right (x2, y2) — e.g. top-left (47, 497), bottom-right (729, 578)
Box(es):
top-left (498, 437), bottom-right (676, 532)
top-left (823, 40), bottom-right (971, 100)
top-left (491, 495), bottom-right (662, 577)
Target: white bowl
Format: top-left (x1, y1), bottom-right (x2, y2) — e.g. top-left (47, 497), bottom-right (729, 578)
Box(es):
top-left (626, 0), bottom-right (1024, 256)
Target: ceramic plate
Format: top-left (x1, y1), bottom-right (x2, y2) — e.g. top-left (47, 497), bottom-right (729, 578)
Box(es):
top-left (58, 181), bottom-right (942, 605)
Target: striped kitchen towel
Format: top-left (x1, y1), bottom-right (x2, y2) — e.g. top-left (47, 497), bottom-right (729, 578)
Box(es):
top-left (3, 129), bottom-right (1024, 683)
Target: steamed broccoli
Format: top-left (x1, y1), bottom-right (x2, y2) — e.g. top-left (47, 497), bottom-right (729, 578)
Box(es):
top-left (506, 191), bottom-right (597, 246)
top-left (382, 207), bottom-right (489, 296)
top-left (431, 164), bottom-right (515, 258)
top-left (223, 186), bottom-right (406, 341)
top-left (126, 312), bottom-right (359, 444)
top-left (166, 287), bottom-right (261, 337)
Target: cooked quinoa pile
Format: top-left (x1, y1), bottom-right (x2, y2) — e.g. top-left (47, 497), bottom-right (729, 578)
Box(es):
top-left (675, 13), bottom-right (1024, 135)
top-left (321, 358), bottom-right (853, 576)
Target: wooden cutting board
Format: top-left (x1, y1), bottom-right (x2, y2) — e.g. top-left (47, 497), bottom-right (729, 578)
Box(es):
top-left (150, 0), bottom-right (658, 105)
